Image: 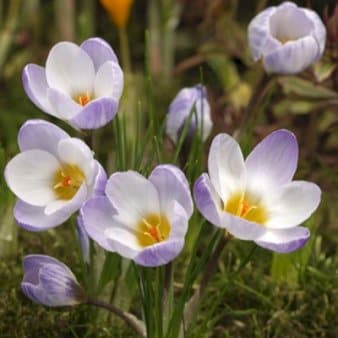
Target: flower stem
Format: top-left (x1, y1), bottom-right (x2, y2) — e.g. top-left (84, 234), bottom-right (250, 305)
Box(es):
top-left (119, 26), bottom-right (131, 73)
top-left (234, 72), bottom-right (275, 141)
top-left (183, 233), bottom-right (230, 328)
top-left (87, 298), bottom-right (146, 337)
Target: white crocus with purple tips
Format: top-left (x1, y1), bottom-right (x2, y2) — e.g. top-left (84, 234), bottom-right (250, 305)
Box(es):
top-left (21, 255), bottom-right (85, 307)
top-left (81, 165), bottom-right (193, 267)
top-left (166, 84), bottom-right (213, 144)
top-left (22, 37), bottom-right (123, 130)
top-left (5, 119), bottom-right (107, 231)
top-left (248, 1), bottom-right (326, 74)
top-left (194, 130), bottom-right (321, 253)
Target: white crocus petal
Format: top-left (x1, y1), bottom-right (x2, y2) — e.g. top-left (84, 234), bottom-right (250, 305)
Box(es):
top-left (105, 226), bottom-right (143, 260)
top-left (57, 138), bottom-right (95, 183)
top-left (47, 88), bottom-right (82, 120)
top-left (208, 134), bottom-right (246, 203)
top-left (263, 36), bottom-right (319, 74)
top-left (46, 41), bottom-right (95, 96)
top-left (196, 98), bottom-right (213, 141)
top-left (246, 129), bottom-right (298, 193)
top-left (44, 183), bottom-right (87, 215)
top-left (265, 181), bottom-right (321, 229)
top-left (94, 61), bottom-right (124, 101)
top-left (5, 150), bottom-right (60, 206)
top-left (105, 171), bottom-right (160, 227)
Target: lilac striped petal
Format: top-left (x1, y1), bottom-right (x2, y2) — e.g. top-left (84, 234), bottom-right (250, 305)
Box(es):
top-left (76, 216), bottom-right (90, 264)
top-left (22, 255), bottom-right (85, 307)
top-left (165, 200), bottom-right (189, 241)
top-left (255, 226), bottom-right (310, 253)
top-left (80, 37), bottom-right (118, 71)
top-left (149, 164), bottom-right (193, 218)
top-left (14, 200), bottom-right (73, 231)
top-left (69, 97), bottom-right (118, 130)
top-left (266, 181), bottom-right (321, 229)
top-left (134, 240), bottom-right (184, 267)
top-left (193, 173), bottom-right (223, 227)
top-left (18, 119), bottom-right (69, 156)
top-left (22, 64), bottom-right (56, 116)
top-left (263, 36), bottom-right (319, 74)
top-left (245, 129), bottom-right (298, 193)
top-left (80, 196), bottom-right (117, 252)
top-left (91, 161), bottom-right (107, 197)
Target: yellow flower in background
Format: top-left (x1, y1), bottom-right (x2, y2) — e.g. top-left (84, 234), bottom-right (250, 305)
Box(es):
top-left (100, 0), bottom-right (134, 28)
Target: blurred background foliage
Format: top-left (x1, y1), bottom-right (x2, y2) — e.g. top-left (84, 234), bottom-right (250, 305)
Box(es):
top-left (0, 0), bottom-right (337, 337)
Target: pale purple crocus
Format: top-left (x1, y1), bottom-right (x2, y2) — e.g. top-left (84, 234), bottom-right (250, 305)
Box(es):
top-left (80, 165), bottom-right (193, 267)
top-left (22, 37), bottom-right (124, 130)
top-left (4, 119), bottom-right (107, 231)
top-left (22, 255), bottom-right (85, 307)
top-left (194, 130), bottom-right (321, 253)
top-left (248, 1), bottom-right (326, 74)
top-left (166, 84), bottom-right (213, 144)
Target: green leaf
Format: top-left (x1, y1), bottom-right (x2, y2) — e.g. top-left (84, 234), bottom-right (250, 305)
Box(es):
top-left (279, 76), bottom-right (338, 100)
top-left (313, 60), bottom-right (337, 83)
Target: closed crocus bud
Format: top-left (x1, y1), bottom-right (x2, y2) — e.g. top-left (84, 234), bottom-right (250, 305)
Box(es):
top-left (166, 84), bottom-right (213, 144)
top-left (248, 1), bottom-right (326, 74)
top-left (100, 0), bottom-right (134, 29)
top-left (22, 37), bottom-right (123, 130)
top-left (21, 255), bottom-right (86, 307)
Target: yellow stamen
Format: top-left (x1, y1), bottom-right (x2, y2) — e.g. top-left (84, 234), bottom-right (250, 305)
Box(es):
top-left (137, 213), bottom-right (171, 247)
top-left (53, 164), bottom-right (85, 200)
top-left (224, 192), bottom-right (268, 225)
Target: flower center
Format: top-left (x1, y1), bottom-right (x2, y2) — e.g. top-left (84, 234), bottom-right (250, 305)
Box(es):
top-left (137, 213), bottom-right (171, 247)
top-left (224, 191), bottom-right (268, 225)
top-left (53, 164), bottom-right (85, 200)
top-left (77, 92), bottom-right (91, 106)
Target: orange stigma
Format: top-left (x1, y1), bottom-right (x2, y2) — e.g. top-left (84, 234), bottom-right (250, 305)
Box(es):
top-left (78, 93), bottom-right (91, 106)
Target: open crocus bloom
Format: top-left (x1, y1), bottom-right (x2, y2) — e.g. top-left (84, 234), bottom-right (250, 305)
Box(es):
top-left (5, 119), bottom-right (107, 231)
top-left (166, 84), bottom-right (213, 144)
top-left (194, 130), bottom-right (321, 253)
top-left (81, 165), bottom-right (193, 267)
top-left (22, 37), bottom-right (123, 130)
top-left (22, 255), bottom-right (85, 307)
top-left (248, 1), bottom-right (326, 74)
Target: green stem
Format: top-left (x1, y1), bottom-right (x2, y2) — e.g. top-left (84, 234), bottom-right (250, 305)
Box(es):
top-left (119, 26), bottom-right (131, 73)
top-left (87, 298), bottom-right (146, 338)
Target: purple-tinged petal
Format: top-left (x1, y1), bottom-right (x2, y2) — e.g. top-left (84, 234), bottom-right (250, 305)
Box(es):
top-left (69, 97), bottom-right (118, 130)
top-left (105, 171), bottom-right (160, 227)
top-left (208, 133), bottom-right (246, 203)
top-left (91, 161), bottom-right (107, 197)
top-left (94, 61), bottom-right (124, 101)
top-left (80, 37), bottom-right (118, 71)
top-left (80, 196), bottom-right (117, 252)
top-left (76, 216), bottom-right (90, 264)
top-left (134, 240), bottom-right (184, 267)
top-left (46, 41), bottom-right (95, 95)
top-left (255, 226), bottom-right (310, 253)
top-left (22, 255), bottom-right (85, 307)
top-left (263, 36), bottom-right (319, 74)
top-left (266, 181), bottom-right (321, 229)
top-left (245, 129), bottom-right (298, 193)
top-left (18, 119), bottom-right (69, 155)
top-left (47, 87), bottom-right (81, 120)
top-left (166, 200), bottom-right (189, 241)
top-left (14, 200), bottom-right (72, 231)
top-left (21, 64), bottom-right (56, 117)
top-left (149, 164), bottom-right (193, 218)
top-left (193, 173), bottom-right (223, 227)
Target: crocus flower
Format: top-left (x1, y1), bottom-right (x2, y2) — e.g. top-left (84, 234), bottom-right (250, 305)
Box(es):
top-left (194, 130), bottom-right (321, 253)
top-left (22, 255), bottom-right (85, 307)
top-left (5, 119), bottom-right (107, 231)
top-left (80, 165), bottom-right (193, 267)
top-left (100, 0), bottom-right (134, 29)
top-left (166, 84), bottom-right (213, 144)
top-left (22, 37), bottom-right (123, 129)
top-left (248, 1), bottom-right (326, 74)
